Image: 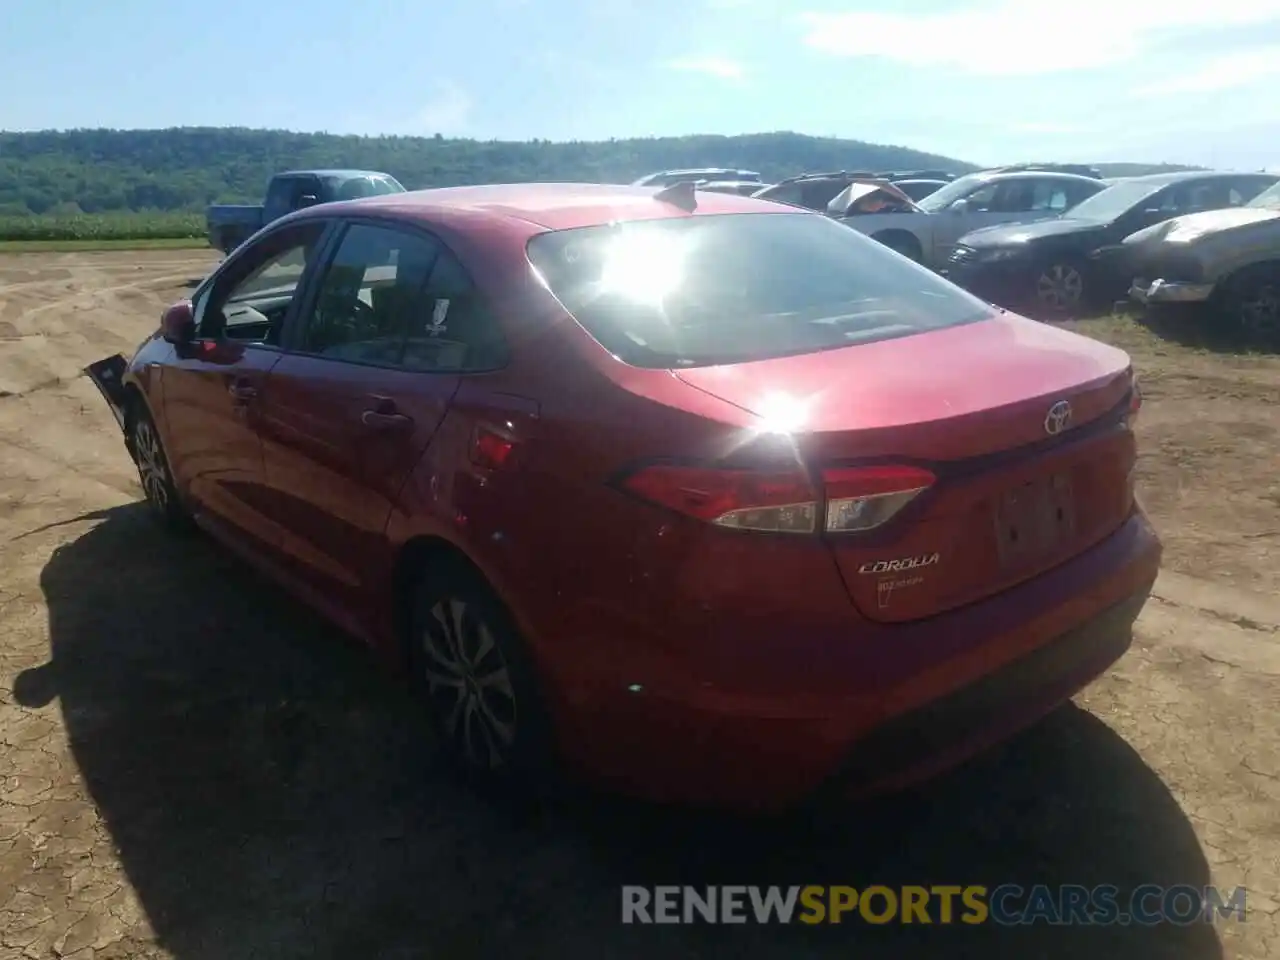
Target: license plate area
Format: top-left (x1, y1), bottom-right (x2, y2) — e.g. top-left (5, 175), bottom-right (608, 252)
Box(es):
top-left (995, 471), bottom-right (1076, 568)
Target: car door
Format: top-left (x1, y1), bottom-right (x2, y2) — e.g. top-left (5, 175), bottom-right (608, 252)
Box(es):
top-left (256, 219), bottom-right (505, 614)
top-left (160, 218), bottom-right (332, 554)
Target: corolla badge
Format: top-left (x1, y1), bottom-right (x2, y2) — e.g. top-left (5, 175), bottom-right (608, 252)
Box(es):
top-left (1044, 400), bottom-right (1073, 436)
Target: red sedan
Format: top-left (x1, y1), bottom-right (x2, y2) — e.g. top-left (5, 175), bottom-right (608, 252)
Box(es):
top-left (88, 182), bottom-right (1161, 811)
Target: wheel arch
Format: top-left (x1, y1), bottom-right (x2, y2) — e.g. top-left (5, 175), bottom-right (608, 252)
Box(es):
top-left (870, 228), bottom-right (924, 261)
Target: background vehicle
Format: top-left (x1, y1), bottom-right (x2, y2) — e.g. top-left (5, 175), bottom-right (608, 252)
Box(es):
top-left (87, 183), bottom-right (1159, 811)
top-left (892, 178), bottom-right (949, 201)
top-left (697, 179), bottom-right (773, 197)
top-left (1124, 179), bottom-right (1280, 339)
top-left (987, 162), bottom-right (1104, 179)
top-left (944, 171), bottom-right (1280, 314)
top-left (205, 169), bottom-right (405, 254)
top-left (630, 168), bottom-right (760, 188)
top-left (821, 170), bottom-right (1105, 266)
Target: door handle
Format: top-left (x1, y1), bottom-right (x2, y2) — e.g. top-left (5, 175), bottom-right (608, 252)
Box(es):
top-left (361, 409), bottom-right (413, 430)
top-left (228, 381), bottom-right (257, 401)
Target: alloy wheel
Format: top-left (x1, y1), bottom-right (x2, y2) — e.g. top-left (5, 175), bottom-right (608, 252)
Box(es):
top-left (420, 598), bottom-right (518, 770)
top-left (134, 418), bottom-right (170, 512)
top-left (1036, 264), bottom-right (1084, 311)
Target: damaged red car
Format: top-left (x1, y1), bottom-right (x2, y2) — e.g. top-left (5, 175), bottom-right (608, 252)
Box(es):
top-left (87, 182), bottom-right (1161, 811)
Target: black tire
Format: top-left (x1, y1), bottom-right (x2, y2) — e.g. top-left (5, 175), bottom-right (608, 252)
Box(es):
top-left (1216, 263), bottom-right (1280, 343)
top-left (406, 562), bottom-right (556, 793)
top-left (873, 230), bottom-right (923, 263)
top-left (1033, 259), bottom-right (1088, 316)
top-left (128, 402), bottom-right (193, 532)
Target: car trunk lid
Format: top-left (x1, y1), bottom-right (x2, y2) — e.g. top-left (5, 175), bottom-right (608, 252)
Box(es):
top-left (673, 314), bottom-right (1139, 622)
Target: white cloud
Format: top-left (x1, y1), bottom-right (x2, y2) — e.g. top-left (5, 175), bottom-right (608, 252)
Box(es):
top-left (417, 82), bottom-right (472, 135)
top-left (799, 0), bottom-right (1280, 75)
top-left (1132, 45), bottom-right (1280, 95)
top-left (664, 55), bottom-right (746, 80)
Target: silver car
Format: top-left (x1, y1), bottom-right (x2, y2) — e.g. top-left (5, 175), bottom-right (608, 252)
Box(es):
top-left (826, 171), bottom-right (1104, 268)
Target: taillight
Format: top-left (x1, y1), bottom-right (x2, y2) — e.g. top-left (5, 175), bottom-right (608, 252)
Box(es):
top-left (619, 462), bottom-right (935, 535)
top-left (823, 464), bottom-right (936, 533)
top-left (621, 465), bottom-right (818, 533)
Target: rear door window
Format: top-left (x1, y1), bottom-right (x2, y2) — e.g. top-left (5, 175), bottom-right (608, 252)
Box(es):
top-left (526, 211), bottom-right (991, 369)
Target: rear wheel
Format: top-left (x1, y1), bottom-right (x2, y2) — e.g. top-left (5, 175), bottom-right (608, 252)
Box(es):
top-left (406, 563), bottom-right (555, 792)
top-left (1034, 260), bottom-right (1087, 315)
top-left (128, 403), bottom-right (193, 531)
top-left (1217, 263), bottom-right (1280, 342)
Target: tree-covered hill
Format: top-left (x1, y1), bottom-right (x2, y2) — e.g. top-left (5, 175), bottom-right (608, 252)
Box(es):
top-left (0, 127), bottom-right (978, 215)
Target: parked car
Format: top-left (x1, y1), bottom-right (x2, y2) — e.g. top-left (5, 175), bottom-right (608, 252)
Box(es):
top-left (697, 179), bottom-right (773, 197)
top-left (987, 162), bottom-right (1104, 180)
top-left (1124, 178), bottom-right (1280, 338)
top-left (892, 178), bottom-right (949, 201)
top-left (206, 169), bottom-right (406, 254)
top-left (821, 170), bottom-right (1105, 266)
top-left (943, 171), bottom-right (1280, 314)
top-left (631, 168), bottom-right (760, 188)
top-left (86, 183), bottom-right (1159, 812)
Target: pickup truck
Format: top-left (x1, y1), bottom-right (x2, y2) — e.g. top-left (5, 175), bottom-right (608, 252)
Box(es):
top-left (206, 169), bottom-right (406, 254)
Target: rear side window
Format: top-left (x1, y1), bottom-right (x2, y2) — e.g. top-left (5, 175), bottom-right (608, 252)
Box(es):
top-left (526, 212), bottom-right (990, 368)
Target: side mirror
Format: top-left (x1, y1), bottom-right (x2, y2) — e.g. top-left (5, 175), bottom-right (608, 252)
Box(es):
top-left (160, 301), bottom-right (196, 344)
top-left (950, 199), bottom-right (971, 215)
top-left (296, 194), bottom-right (320, 208)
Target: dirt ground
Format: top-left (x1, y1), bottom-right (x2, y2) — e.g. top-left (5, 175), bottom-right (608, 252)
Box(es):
top-left (0, 250), bottom-right (1277, 960)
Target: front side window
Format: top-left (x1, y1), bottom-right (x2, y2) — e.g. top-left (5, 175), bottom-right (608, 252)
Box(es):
top-left (527, 212), bottom-right (991, 369)
top-left (297, 222), bottom-right (506, 371)
top-left (195, 221), bottom-right (327, 344)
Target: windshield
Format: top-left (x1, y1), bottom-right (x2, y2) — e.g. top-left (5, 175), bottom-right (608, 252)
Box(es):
top-left (1248, 181), bottom-right (1280, 210)
top-left (328, 174), bottom-right (406, 201)
top-left (1060, 179), bottom-right (1166, 223)
top-left (526, 212), bottom-right (990, 368)
top-left (916, 173), bottom-right (989, 213)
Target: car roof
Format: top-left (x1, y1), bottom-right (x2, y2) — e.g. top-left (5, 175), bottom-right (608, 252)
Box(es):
top-left (971, 171), bottom-right (1102, 183)
top-left (303, 182), bottom-right (791, 232)
top-left (1118, 170), bottom-right (1250, 186)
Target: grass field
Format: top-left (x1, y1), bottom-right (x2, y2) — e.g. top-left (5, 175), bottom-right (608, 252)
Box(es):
top-left (0, 236), bottom-right (209, 253)
top-left (0, 211), bottom-right (206, 246)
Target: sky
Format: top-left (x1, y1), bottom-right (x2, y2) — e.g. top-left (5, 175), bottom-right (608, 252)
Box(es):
top-left (3, 0), bottom-right (1280, 169)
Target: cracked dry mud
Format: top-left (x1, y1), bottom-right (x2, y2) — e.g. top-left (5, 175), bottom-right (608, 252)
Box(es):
top-left (1, 250), bottom-right (1278, 960)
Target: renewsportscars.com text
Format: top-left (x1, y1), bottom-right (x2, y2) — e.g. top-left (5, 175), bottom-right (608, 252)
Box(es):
top-left (621, 884), bottom-right (1247, 926)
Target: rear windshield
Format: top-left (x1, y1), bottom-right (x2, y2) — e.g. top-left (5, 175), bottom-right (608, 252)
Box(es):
top-left (327, 174), bottom-right (406, 201)
top-left (526, 212), bottom-right (991, 368)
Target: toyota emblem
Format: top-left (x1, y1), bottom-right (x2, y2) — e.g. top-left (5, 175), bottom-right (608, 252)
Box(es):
top-left (1044, 400), bottom-right (1073, 436)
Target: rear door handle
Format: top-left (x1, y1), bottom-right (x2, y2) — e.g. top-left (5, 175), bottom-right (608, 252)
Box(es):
top-left (228, 381), bottom-right (257, 401)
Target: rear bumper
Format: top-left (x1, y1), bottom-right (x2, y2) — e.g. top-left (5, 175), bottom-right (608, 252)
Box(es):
top-left (559, 508), bottom-right (1161, 811)
top-left (1129, 278), bottom-right (1215, 304)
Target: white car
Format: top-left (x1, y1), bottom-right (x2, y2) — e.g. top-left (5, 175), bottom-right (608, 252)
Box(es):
top-left (826, 171), bottom-right (1105, 267)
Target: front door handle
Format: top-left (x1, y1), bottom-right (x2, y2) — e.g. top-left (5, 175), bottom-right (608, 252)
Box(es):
top-left (228, 381), bottom-right (257, 401)
top-left (361, 409), bottom-right (413, 430)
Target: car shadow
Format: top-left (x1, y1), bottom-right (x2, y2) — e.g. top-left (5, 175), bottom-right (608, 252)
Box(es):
top-left (16, 504), bottom-right (1223, 960)
top-left (1128, 303), bottom-right (1279, 355)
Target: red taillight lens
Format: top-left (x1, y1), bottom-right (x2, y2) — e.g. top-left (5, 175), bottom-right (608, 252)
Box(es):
top-left (621, 462), bottom-right (935, 535)
top-left (822, 464), bottom-right (936, 533)
top-left (621, 465), bottom-right (818, 533)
